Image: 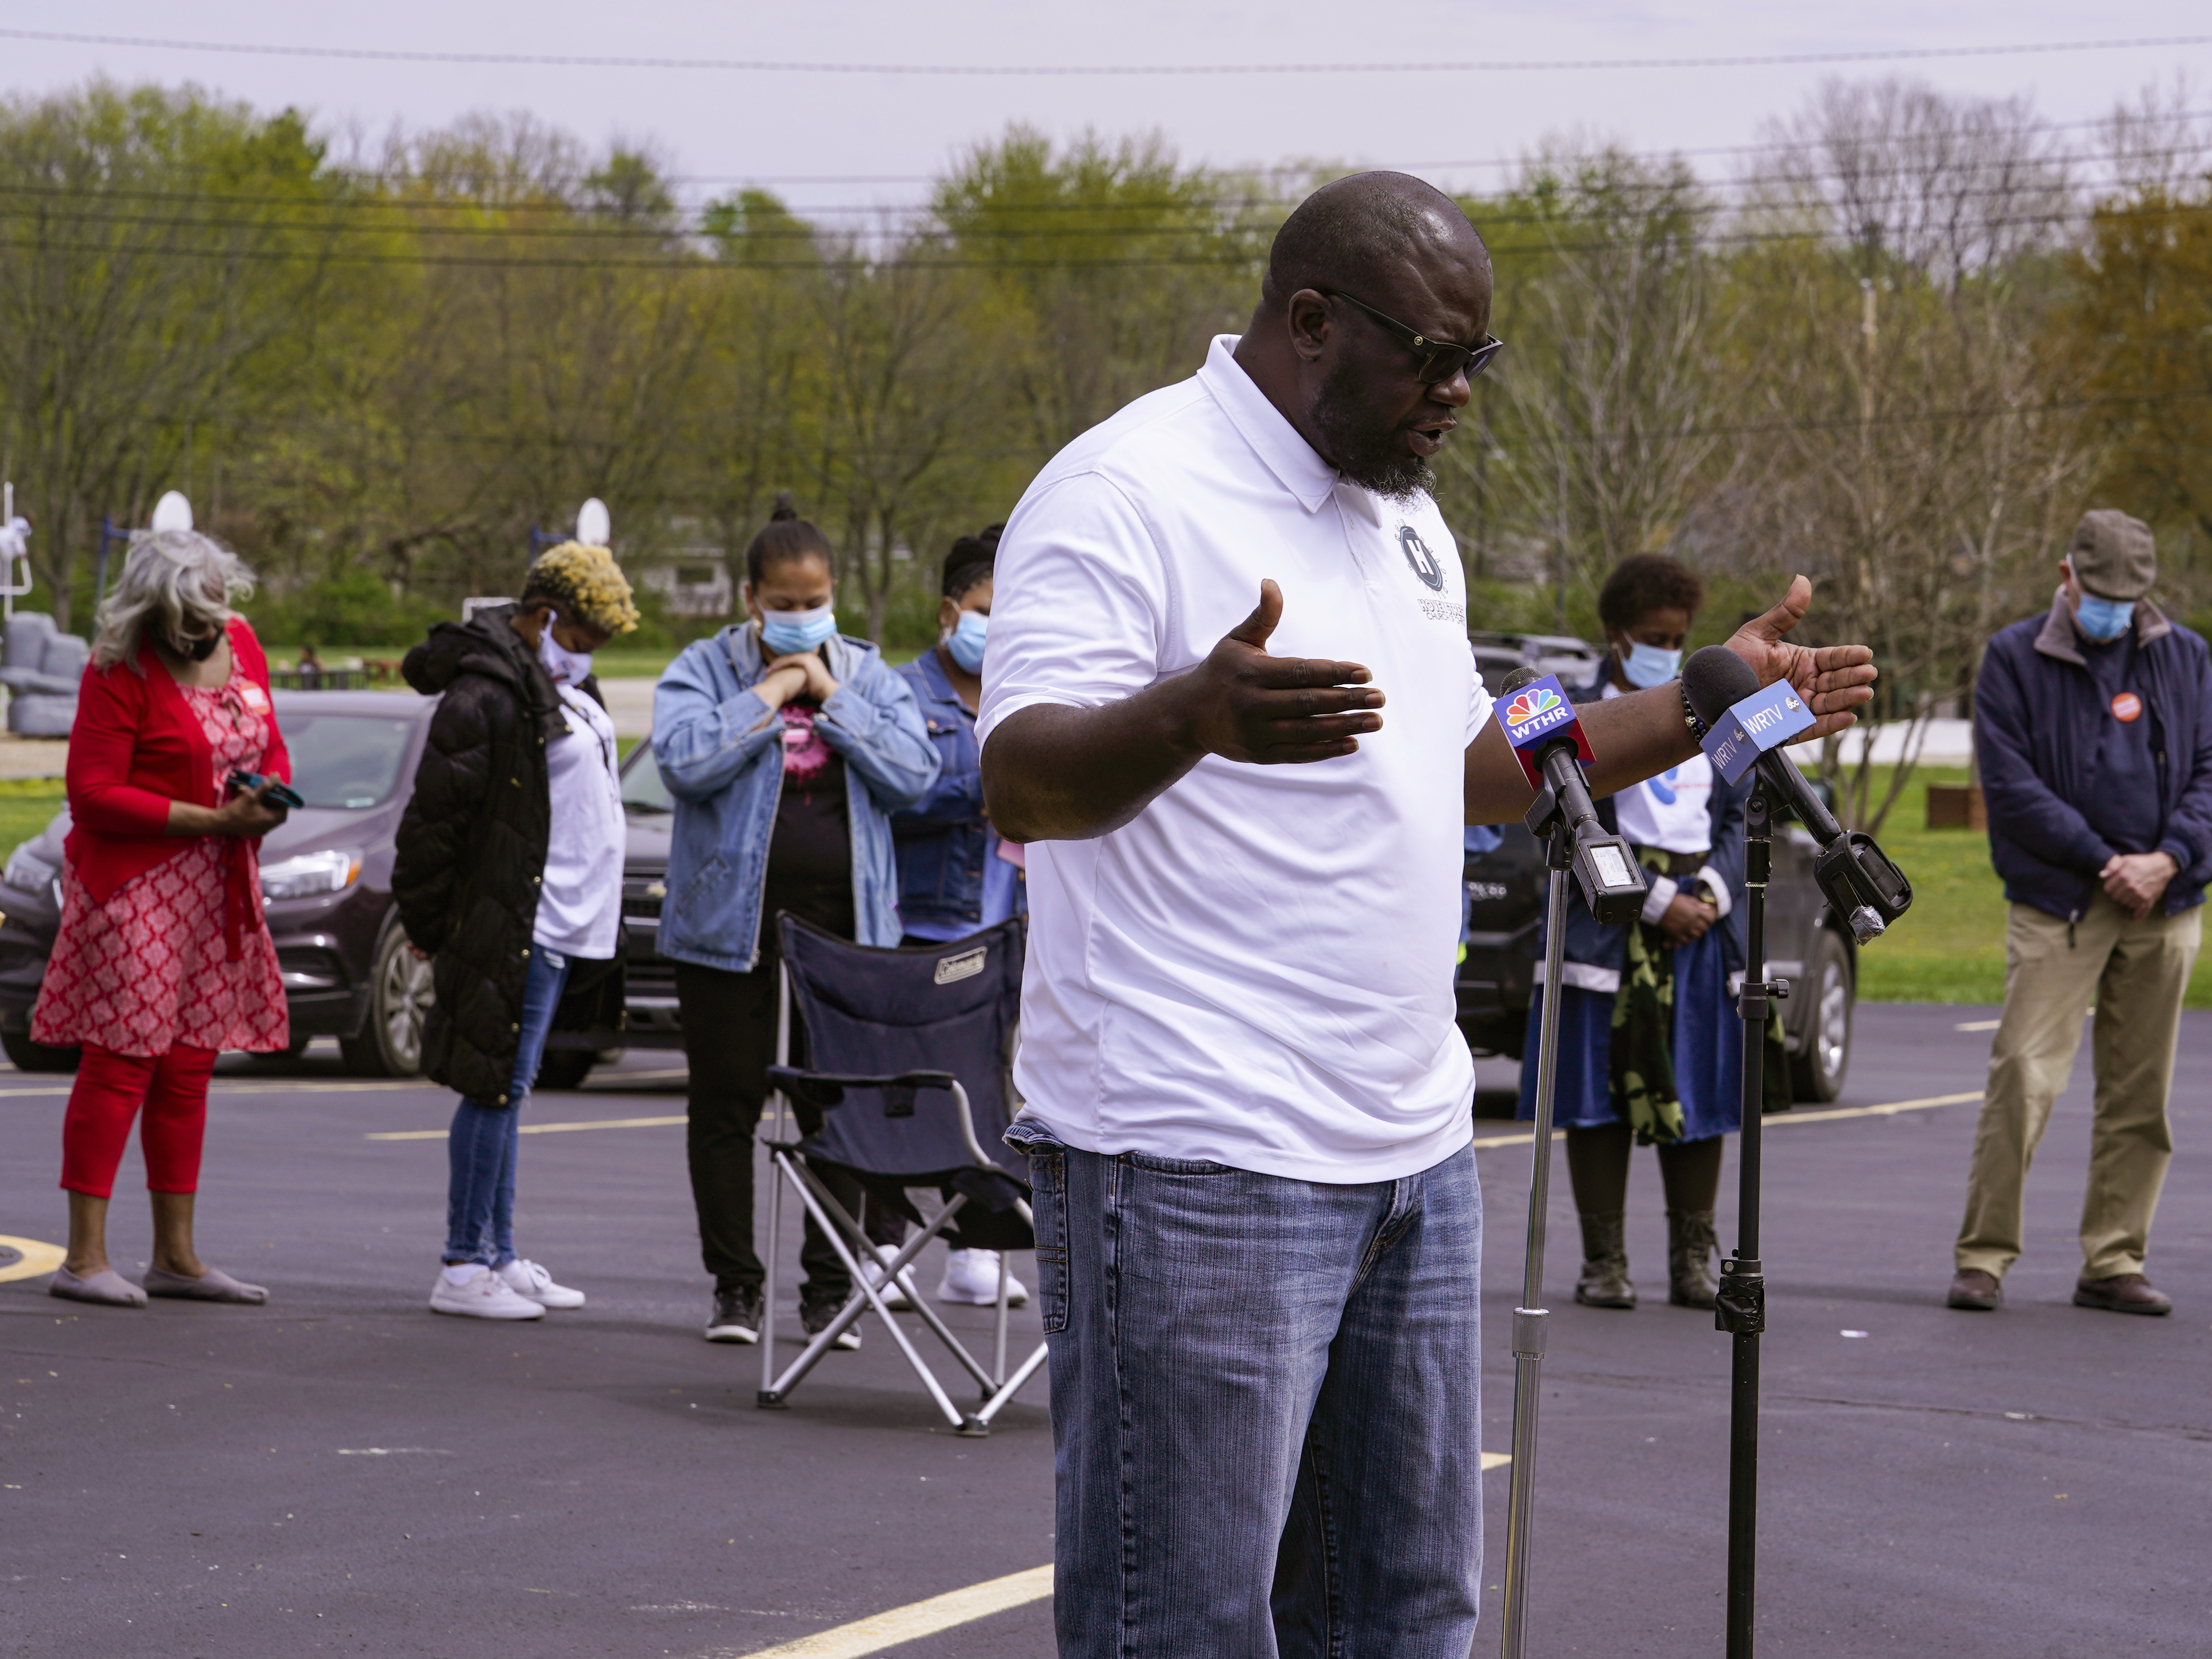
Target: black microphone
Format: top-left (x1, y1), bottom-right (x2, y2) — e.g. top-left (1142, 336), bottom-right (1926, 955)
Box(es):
top-left (1498, 666), bottom-right (1649, 925)
top-left (1681, 646), bottom-right (1913, 944)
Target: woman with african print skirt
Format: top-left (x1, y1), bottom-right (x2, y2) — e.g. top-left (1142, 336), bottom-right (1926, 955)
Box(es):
top-left (1516, 554), bottom-right (1788, 1310)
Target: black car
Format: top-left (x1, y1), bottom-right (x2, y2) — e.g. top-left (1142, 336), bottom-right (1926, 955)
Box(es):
top-left (0, 690), bottom-right (437, 1074)
top-left (1456, 646), bottom-right (1856, 1104)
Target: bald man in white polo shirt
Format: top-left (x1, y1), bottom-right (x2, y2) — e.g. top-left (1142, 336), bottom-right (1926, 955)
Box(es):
top-left (981, 172), bottom-right (1875, 1659)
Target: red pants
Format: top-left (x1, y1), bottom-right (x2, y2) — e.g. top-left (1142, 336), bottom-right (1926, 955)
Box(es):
top-left (58, 1044), bottom-right (218, 1199)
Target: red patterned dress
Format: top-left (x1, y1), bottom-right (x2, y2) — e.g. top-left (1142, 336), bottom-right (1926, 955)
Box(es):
top-left (34, 671), bottom-right (290, 1057)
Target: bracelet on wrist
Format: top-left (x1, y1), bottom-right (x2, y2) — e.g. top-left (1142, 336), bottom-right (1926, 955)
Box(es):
top-left (1679, 681), bottom-right (1707, 738)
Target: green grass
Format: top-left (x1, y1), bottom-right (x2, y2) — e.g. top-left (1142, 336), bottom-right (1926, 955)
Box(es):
top-left (1847, 765), bottom-right (2212, 1008)
top-left (0, 778), bottom-right (66, 865)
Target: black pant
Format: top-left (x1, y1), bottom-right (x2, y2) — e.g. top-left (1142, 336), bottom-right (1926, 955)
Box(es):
top-left (677, 957), bottom-right (895, 1303)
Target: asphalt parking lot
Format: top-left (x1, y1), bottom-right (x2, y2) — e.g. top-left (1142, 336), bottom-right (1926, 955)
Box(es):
top-left (4, 1003), bottom-right (2210, 1658)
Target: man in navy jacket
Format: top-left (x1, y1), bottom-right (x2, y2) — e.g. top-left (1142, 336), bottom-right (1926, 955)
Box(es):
top-left (1952, 510), bottom-right (2212, 1316)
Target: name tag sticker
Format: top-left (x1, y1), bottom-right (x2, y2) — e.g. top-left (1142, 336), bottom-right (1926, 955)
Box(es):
top-left (2112, 691), bottom-right (2143, 723)
top-left (240, 683), bottom-right (272, 715)
top-left (1699, 681), bottom-right (1814, 785)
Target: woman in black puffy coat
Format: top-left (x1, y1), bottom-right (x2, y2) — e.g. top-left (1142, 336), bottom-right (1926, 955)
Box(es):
top-left (394, 541), bottom-right (635, 1321)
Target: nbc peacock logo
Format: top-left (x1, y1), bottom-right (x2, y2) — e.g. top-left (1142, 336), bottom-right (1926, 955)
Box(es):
top-left (1504, 687), bottom-right (1560, 727)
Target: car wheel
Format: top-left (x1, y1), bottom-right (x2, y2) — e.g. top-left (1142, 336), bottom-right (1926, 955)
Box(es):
top-left (1, 1029), bottom-right (80, 1073)
top-left (1788, 929), bottom-right (1852, 1103)
top-left (340, 926), bottom-right (432, 1077)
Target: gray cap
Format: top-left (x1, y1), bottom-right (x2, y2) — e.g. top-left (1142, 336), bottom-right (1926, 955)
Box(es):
top-left (2068, 510), bottom-right (2156, 601)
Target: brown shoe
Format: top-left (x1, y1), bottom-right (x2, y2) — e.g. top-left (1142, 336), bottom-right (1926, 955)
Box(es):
top-left (2073, 1273), bottom-right (2172, 1316)
top-left (1946, 1269), bottom-right (2001, 1311)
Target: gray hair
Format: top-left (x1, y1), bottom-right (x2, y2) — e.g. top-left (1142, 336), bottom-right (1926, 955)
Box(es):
top-left (91, 530), bottom-right (256, 672)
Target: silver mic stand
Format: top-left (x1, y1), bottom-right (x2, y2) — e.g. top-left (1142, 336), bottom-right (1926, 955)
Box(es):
top-left (1498, 798), bottom-right (1573, 1659)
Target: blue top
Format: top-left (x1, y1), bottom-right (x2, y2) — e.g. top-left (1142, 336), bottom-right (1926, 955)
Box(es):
top-left (2080, 631), bottom-right (2162, 857)
top-left (649, 625), bottom-right (939, 972)
top-left (1975, 598), bottom-right (2212, 920)
top-left (892, 646), bottom-right (1025, 941)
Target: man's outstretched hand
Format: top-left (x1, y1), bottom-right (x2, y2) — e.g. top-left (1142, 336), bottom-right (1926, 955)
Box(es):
top-left (1174, 580), bottom-right (1386, 764)
top-left (1725, 575), bottom-right (1877, 740)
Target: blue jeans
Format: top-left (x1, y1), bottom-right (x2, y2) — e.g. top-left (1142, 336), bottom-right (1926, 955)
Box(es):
top-left (443, 947), bottom-right (571, 1267)
top-left (1006, 1121), bottom-right (1485, 1659)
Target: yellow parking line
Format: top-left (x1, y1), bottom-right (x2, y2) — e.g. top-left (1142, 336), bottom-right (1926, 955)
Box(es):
top-left (717, 1564), bottom-right (1052, 1659)
top-left (0, 1234), bottom-right (65, 1284)
top-left (1471, 1090), bottom-right (1983, 1153)
top-left (366, 1114), bottom-right (688, 1142)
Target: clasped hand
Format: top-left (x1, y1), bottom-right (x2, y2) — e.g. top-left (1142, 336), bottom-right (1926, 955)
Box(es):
top-left (2101, 850), bottom-right (2176, 921)
top-left (758, 651), bottom-right (839, 708)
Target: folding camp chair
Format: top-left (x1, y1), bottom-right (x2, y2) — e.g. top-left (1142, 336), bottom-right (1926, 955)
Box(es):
top-left (757, 913), bottom-right (1044, 1437)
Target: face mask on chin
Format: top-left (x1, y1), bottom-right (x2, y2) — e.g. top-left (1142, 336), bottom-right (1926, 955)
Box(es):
top-left (1618, 640), bottom-right (1683, 690)
top-left (945, 609), bottom-right (988, 673)
top-left (759, 602), bottom-right (837, 656)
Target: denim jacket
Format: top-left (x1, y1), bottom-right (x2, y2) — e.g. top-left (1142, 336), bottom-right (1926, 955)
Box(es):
top-left (651, 624), bottom-right (939, 972)
top-left (892, 647), bottom-right (1001, 935)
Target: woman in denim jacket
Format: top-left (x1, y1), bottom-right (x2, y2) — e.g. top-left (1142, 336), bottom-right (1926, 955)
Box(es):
top-left (890, 531), bottom-right (1030, 1310)
top-left (651, 500), bottom-right (938, 1349)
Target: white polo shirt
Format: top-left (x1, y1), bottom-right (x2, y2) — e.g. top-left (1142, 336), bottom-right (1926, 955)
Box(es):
top-left (979, 335), bottom-right (1493, 1183)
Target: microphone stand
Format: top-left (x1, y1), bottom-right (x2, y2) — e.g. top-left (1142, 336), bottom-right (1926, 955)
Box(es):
top-left (1718, 786), bottom-right (1786, 1658)
top-left (1498, 789), bottom-right (1573, 1659)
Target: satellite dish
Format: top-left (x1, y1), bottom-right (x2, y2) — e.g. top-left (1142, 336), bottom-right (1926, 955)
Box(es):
top-left (149, 491), bottom-right (194, 533)
top-left (576, 498), bottom-right (610, 547)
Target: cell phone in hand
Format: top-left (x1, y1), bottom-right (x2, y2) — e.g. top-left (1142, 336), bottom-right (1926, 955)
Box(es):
top-left (227, 770), bottom-right (304, 811)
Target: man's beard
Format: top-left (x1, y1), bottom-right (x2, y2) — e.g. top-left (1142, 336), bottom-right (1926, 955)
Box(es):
top-left (1312, 357), bottom-right (1436, 503)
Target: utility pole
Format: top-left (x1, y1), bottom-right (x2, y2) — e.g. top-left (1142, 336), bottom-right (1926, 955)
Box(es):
top-left (1858, 277), bottom-right (1877, 449)
top-left (1554, 354), bottom-right (1570, 636)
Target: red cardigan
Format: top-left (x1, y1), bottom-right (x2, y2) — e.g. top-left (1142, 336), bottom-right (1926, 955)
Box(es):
top-left (65, 618), bottom-right (291, 906)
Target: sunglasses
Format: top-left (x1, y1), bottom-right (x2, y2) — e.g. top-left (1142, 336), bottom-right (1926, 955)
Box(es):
top-left (1322, 289), bottom-right (1505, 385)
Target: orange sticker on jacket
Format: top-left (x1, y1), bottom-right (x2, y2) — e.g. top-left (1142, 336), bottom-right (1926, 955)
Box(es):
top-left (240, 683), bottom-right (271, 715)
top-left (2111, 691), bottom-right (2143, 723)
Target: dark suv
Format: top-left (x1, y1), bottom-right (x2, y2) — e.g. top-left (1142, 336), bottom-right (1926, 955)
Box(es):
top-left (0, 690), bottom-right (436, 1074)
top-left (1456, 644), bottom-right (1856, 1104)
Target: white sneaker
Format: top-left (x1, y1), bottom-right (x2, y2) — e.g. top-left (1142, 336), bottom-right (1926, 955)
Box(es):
top-left (937, 1249), bottom-right (1028, 1308)
top-left (429, 1265), bottom-right (546, 1320)
top-left (497, 1258), bottom-right (585, 1310)
top-left (864, 1245), bottom-right (917, 1311)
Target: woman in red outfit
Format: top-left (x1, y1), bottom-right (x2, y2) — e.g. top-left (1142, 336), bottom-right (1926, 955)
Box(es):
top-left (40, 528), bottom-right (292, 1308)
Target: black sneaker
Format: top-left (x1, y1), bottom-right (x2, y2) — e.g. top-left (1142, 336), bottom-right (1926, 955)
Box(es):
top-left (801, 1292), bottom-right (862, 1351)
top-left (705, 1286), bottom-right (764, 1344)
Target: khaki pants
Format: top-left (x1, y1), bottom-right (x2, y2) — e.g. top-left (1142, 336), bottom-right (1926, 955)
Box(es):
top-left (1956, 893), bottom-right (2200, 1281)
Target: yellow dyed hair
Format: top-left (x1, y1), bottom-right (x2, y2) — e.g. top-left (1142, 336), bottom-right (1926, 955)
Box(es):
top-left (524, 540), bottom-right (640, 635)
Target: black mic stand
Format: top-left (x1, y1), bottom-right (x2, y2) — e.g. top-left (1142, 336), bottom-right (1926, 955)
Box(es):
top-left (1719, 786), bottom-right (1788, 1659)
top-left (1497, 781), bottom-right (1573, 1659)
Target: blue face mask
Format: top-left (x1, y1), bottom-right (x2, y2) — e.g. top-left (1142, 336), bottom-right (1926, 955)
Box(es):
top-left (759, 603), bottom-right (837, 656)
top-left (2075, 592), bottom-right (2136, 644)
top-left (946, 610), bottom-right (988, 673)
top-left (1620, 640), bottom-right (1683, 690)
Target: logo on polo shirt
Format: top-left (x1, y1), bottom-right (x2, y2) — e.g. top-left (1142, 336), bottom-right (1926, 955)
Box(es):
top-left (1505, 687), bottom-right (1562, 727)
top-left (1398, 526), bottom-right (1444, 591)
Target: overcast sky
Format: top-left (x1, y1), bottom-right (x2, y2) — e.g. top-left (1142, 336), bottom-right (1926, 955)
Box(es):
top-left (5, 3), bottom-right (2208, 210)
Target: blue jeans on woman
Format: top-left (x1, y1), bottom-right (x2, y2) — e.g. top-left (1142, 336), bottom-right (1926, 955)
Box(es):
top-left (443, 947), bottom-right (571, 1267)
top-left (1005, 1119), bottom-right (1486, 1659)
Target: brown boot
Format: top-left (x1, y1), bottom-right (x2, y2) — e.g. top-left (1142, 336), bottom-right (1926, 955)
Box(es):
top-left (1573, 1211), bottom-right (1636, 1309)
top-left (1947, 1269), bottom-right (2001, 1311)
top-left (1667, 1210), bottom-right (1719, 1309)
top-left (2073, 1273), bottom-right (2172, 1316)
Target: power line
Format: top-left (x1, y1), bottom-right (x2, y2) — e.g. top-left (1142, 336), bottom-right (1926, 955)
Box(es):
top-left (4, 27), bottom-right (2210, 77)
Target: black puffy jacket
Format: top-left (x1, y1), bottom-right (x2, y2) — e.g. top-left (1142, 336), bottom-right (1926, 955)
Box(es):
top-left (392, 605), bottom-right (621, 1105)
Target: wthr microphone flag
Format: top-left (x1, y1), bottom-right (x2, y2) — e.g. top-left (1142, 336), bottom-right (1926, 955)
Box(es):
top-left (1494, 675), bottom-right (1592, 788)
top-left (1699, 680), bottom-right (1815, 784)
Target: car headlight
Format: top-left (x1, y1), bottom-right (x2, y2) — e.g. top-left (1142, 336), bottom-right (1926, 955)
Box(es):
top-left (260, 849), bottom-right (362, 901)
top-left (2, 844), bottom-right (57, 896)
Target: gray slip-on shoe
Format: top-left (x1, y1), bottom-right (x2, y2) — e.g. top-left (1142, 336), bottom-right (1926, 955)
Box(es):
top-left (143, 1265), bottom-right (269, 1305)
top-left (50, 1266), bottom-right (149, 1308)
